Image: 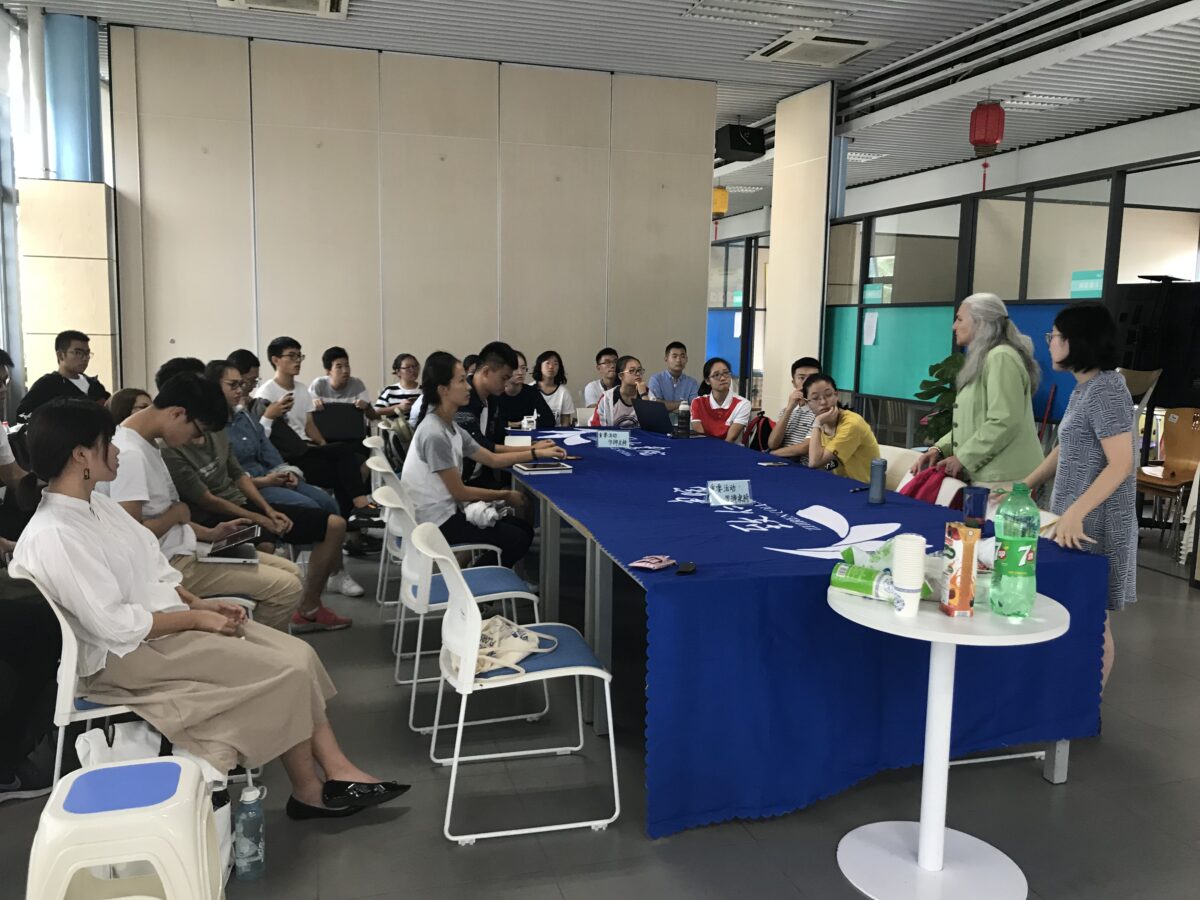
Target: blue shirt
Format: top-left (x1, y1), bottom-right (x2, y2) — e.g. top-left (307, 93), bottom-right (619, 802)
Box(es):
top-left (227, 409), bottom-right (285, 478)
top-left (648, 370), bottom-right (699, 404)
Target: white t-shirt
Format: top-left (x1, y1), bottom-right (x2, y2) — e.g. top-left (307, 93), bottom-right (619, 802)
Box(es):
top-left (68, 374), bottom-right (90, 395)
top-left (252, 378), bottom-right (314, 441)
top-left (309, 375), bottom-right (370, 404)
top-left (99, 426), bottom-right (197, 559)
top-left (539, 385), bottom-right (574, 422)
top-left (583, 379), bottom-right (610, 407)
top-left (0, 425), bottom-right (15, 466)
top-left (401, 414), bottom-right (482, 526)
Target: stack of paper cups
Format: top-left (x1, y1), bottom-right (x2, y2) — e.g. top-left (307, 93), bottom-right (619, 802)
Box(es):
top-left (891, 533), bottom-right (926, 618)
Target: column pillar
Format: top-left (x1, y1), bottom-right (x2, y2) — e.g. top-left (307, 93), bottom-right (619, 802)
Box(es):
top-left (44, 12), bottom-right (103, 181)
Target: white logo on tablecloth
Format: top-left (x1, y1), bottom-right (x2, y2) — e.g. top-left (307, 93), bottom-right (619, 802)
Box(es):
top-left (539, 429), bottom-right (668, 456)
top-left (765, 505), bottom-right (900, 560)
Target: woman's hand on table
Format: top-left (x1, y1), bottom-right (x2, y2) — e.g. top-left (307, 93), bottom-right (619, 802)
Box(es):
top-left (538, 445), bottom-right (567, 460)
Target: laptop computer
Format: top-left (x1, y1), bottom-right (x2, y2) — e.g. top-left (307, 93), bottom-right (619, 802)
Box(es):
top-left (199, 524), bottom-right (262, 565)
top-left (313, 403), bottom-right (367, 443)
top-left (634, 399), bottom-right (674, 435)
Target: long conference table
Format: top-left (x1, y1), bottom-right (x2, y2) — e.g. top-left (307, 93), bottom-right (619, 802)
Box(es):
top-left (513, 428), bottom-right (1107, 839)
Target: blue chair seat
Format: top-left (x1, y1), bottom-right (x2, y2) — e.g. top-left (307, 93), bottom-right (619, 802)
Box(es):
top-left (478, 624), bottom-right (603, 680)
top-left (427, 567), bottom-right (533, 606)
top-left (63, 760), bottom-right (181, 814)
top-left (74, 698), bottom-right (111, 712)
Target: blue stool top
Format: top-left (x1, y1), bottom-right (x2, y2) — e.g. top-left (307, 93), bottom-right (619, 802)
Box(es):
top-left (64, 760), bottom-right (182, 814)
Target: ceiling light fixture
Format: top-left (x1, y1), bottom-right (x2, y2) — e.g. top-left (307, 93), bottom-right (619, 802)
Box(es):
top-left (1003, 92), bottom-right (1086, 110)
top-left (723, 185), bottom-right (765, 193)
top-left (684, 0), bottom-right (849, 30)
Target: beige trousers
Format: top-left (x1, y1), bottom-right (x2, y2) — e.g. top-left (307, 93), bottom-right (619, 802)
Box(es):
top-left (170, 552), bottom-right (302, 631)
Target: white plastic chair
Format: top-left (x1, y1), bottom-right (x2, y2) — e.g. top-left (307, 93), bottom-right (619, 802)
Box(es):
top-left (366, 455), bottom-right (406, 607)
top-left (877, 445), bottom-right (921, 491)
top-left (376, 484), bottom-right (545, 734)
top-left (411, 522), bottom-right (619, 845)
top-left (26, 757), bottom-right (221, 900)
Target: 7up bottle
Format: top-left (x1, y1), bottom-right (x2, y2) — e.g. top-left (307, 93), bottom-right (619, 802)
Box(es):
top-left (990, 483), bottom-right (1040, 618)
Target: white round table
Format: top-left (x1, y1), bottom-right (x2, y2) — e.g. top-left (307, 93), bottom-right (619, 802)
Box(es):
top-left (827, 588), bottom-right (1070, 900)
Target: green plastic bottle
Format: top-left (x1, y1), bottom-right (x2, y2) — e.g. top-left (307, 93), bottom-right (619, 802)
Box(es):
top-left (990, 483), bottom-right (1040, 618)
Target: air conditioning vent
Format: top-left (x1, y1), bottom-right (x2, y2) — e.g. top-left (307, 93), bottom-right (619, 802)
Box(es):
top-left (749, 30), bottom-right (889, 67)
top-left (216, 0), bottom-right (348, 20)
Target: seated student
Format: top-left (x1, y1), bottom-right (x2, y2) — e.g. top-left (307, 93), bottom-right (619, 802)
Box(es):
top-left (14, 399), bottom-right (409, 819)
top-left (402, 352), bottom-right (565, 567)
top-left (456, 342), bottom-right (558, 483)
top-left (107, 388), bottom-right (152, 424)
top-left (310, 346), bottom-right (380, 421)
top-left (767, 357), bottom-right (822, 459)
top-left (590, 356), bottom-right (648, 428)
top-left (98, 374), bottom-right (304, 632)
top-left (533, 350), bottom-right (574, 426)
top-left (463, 354), bottom-right (480, 377)
top-left (251, 337), bottom-right (376, 525)
top-left (227, 350), bottom-right (340, 516)
top-left (690, 358), bottom-right (751, 443)
top-left (375, 353), bottom-right (421, 418)
top-left (583, 347), bottom-right (619, 407)
top-left (648, 342), bottom-right (699, 410)
top-left (15, 330), bottom-right (110, 424)
top-left (495, 350), bottom-right (556, 436)
top-left (804, 373), bottom-right (880, 483)
top-left (161, 361), bottom-right (359, 629)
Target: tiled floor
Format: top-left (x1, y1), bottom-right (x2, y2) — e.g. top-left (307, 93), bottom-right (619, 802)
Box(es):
top-left (3, 545), bottom-right (1198, 900)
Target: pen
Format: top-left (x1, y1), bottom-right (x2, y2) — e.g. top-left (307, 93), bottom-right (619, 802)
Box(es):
top-left (848, 486), bottom-right (869, 493)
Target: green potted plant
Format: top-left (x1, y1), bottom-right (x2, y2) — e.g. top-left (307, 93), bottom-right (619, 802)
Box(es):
top-left (914, 351), bottom-right (964, 445)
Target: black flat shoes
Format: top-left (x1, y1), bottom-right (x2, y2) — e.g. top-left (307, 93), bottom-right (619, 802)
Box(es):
top-left (285, 796), bottom-right (364, 820)
top-left (322, 780), bottom-right (411, 810)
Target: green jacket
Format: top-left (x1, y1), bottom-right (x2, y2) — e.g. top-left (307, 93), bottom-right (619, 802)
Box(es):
top-left (934, 344), bottom-right (1044, 484)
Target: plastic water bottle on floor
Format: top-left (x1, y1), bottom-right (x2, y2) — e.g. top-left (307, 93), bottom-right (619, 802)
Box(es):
top-left (234, 784), bottom-right (266, 881)
top-left (990, 483), bottom-right (1040, 618)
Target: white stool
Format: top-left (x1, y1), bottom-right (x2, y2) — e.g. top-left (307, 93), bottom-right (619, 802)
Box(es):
top-left (26, 757), bottom-right (221, 900)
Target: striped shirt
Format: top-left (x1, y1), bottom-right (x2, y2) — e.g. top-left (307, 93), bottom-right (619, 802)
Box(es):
top-left (776, 404), bottom-right (816, 447)
top-left (375, 382), bottom-right (421, 410)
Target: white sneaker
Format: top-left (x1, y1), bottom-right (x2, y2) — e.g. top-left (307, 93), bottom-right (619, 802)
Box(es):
top-left (330, 571), bottom-right (365, 597)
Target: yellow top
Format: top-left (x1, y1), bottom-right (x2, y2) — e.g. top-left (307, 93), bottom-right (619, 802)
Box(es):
top-left (819, 409), bottom-right (880, 484)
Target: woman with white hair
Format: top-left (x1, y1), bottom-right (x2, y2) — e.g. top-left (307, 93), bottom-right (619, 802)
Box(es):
top-left (912, 293), bottom-right (1044, 486)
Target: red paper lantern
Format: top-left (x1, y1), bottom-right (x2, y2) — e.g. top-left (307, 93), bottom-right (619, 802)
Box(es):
top-left (969, 102), bottom-right (1005, 157)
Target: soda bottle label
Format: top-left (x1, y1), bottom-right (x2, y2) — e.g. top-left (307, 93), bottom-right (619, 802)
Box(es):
top-left (995, 538), bottom-right (1036, 576)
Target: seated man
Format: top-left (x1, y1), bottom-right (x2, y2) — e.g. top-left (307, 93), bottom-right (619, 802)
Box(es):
top-left (590, 356), bottom-right (648, 428)
top-left (804, 373), bottom-right (880, 484)
top-left (582, 347), bottom-right (619, 407)
top-left (160, 361), bottom-right (359, 630)
top-left (493, 350), bottom-right (556, 439)
top-left (98, 373), bottom-right (304, 632)
top-left (251, 337), bottom-right (377, 526)
top-left (15, 330), bottom-right (110, 424)
top-left (767, 357), bottom-right (822, 459)
top-left (648, 341), bottom-right (699, 410)
top-left (310, 346), bottom-right (380, 421)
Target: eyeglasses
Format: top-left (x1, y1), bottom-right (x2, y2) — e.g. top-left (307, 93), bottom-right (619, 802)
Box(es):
top-left (67, 349), bottom-right (94, 359)
top-left (280, 353), bottom-right (305, 362)
top-left (708, 369), bottom-right (732, 380)
top-left (188, 419), bottom-right (208, 439)
top-left (238, 377), bottom-right (259, 391)
top-left (808, 391), bottom-right (838, 403)
top-left (623, 367), bottom-right (645, 376)
top-left (599, 359), bottom-right (617, 368)
top-left (221, 379), bottom-right (243, 390)
top-left (1044, 331), bottom-right (1061, 345)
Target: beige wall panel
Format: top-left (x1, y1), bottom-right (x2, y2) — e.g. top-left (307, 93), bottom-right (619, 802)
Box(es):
top-left (135, 29), bottom-right (249, 120)
top-left (973, 199), bottom-right (1023, 300)
top-left (251, 41), bottom-right (378, 131)
top-left (764, 83), bottom-right (831, 415)
top-left (17, 179), bottom-right (109, 259)
top-left (254, 124), bottom-right (382, 386)
top-left (606, 150), bottom-right (711, 373)
top-left (1028, 202), bottom-right (1108, 299)
top-left (381, 53), bottom-right (498, 139)
top-left (138, 113), bottom-right (255, 373)
top-left (610, 75), bottom-right (716, 156)
top-left (21, 257), bottom-right (112, 333)
top-left (500, 65), bottom-right (610, 149)
top-left (22, 334), bottom-right (116, 394)
top-left (381, 133), bottom-right (498, 370)
top-left (110, 26), bottom-right (145, 388)
top-left (1118, 208), bottom-right (1200, 283)
top-left (500, 144), bottom-right (609, 389)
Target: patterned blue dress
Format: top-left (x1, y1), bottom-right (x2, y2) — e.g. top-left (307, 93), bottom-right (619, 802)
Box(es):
top-left (1050, 370), bottom-right (1138, 611)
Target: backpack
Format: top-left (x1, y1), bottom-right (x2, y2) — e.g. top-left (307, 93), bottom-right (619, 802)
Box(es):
top-left (741, 411), bottom-right (774, 451)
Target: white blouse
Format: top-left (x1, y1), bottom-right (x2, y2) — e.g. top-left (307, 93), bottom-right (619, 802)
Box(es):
top-left (14, 491), bottom-right (187, 677)
top-left (538, 384), bottom-right (574, 422)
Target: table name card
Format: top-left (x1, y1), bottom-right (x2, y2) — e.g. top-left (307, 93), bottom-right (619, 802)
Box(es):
top-left (708, 479), bottom-right (752, 507)
top-left (597, 430), bottom-right (632, 449)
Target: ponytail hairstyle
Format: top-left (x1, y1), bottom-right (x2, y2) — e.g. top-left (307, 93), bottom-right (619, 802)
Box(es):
top-left (418, 351), bottom-right (460, 424)
top-left (957, 293), bottom-right (1040, 393)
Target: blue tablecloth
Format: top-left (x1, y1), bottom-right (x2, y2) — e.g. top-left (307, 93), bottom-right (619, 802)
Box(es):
top-left (521, 429), bottom-right (1107, 838)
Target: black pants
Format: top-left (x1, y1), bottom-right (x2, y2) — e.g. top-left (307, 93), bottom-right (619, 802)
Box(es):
top-left (0, 576), bottom-right (59, 771)
top-left (295, 443), bottom-right (367, 518)
top-left (439, 512), bottom-right (534, 569)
